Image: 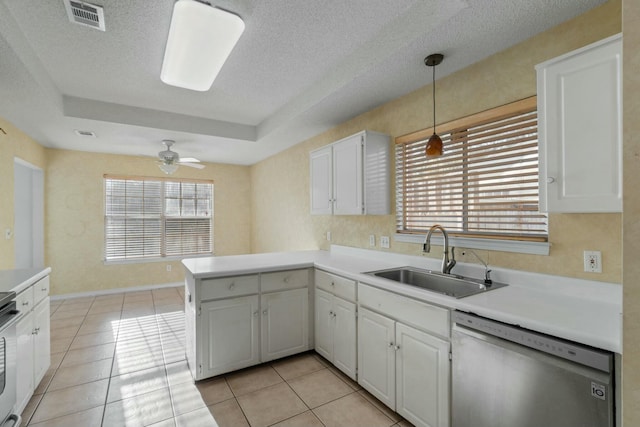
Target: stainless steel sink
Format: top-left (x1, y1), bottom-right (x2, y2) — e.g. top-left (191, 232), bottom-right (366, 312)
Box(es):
top-left (365, 266), bottom-right (507, 298)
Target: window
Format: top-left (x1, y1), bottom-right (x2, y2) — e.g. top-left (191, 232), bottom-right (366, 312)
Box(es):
top-left (395, 97), bottom-right (547, 241)
top-left (104, 175), bottom-right (213, 261)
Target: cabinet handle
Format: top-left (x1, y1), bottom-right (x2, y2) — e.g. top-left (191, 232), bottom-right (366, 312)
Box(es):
top-left (22, 301), bottom-right (29, 306)
top-left (547, 176), bottom-right (556, 184)
top-left (262, 309), bottom-right (268, 315)
top-left (41, 287), bottom-right (47, 291)
top-left (388, 342), bottom-right (394, 348)
top-left (329, 310), bottom-right (334, 317)
top-left (253, 310), bottom-right (259, 317)
top-left (395, 345), bottom-right (401, 351)
top-left (331, 281), bottom-right (335, 286)
top-left (228, 282), bottom-right (235, 290)
top-left (284, 276), bottom-right (290, 283)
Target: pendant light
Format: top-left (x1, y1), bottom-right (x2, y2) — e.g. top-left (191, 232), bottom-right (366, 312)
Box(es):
top-left (424, 53), bottom-right (444, 158)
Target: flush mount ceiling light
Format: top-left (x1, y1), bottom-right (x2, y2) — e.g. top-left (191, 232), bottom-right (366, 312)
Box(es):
top-left (160, 0), bottom-right (245, 91)
top-left (424, 53), bottom-right (444, 159)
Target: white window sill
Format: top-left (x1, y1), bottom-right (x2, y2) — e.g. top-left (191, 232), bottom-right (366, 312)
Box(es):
top-left (104, 253), bottom-right (214, 265)
top-left (394, 233), bottom-right (549, 255)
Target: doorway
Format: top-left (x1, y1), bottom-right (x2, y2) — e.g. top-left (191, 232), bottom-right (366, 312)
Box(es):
top-left (13, 158), bottom-right (44, 269)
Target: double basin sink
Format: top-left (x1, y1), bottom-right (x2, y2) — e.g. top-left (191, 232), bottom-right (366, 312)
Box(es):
top-left (365, 266), bottom-right (507, 298)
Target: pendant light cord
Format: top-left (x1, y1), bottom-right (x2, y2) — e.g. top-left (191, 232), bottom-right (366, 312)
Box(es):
top-left (432, 64), bottom-right (436, 135)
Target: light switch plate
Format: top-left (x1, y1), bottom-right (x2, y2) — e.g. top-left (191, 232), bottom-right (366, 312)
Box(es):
top-left (380, 236), bottom-right (390, 248)
top-left (369, 235), bottom-right (375, 247)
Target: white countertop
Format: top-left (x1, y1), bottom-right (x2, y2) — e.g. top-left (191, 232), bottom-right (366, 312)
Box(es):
top-left (0, 267), bottom-right (51, 295)
top-left (182, 246), bottom-right (622, 354)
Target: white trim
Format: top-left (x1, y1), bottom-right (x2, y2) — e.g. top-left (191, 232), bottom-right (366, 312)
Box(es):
top-left (50, 281), bottom-right (183, 301)
top-left (394, 233), bottom-right (550, 255)
top-left (13, 157), bottom-right (41, 170)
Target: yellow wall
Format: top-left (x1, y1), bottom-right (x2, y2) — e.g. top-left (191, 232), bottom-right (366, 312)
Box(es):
top-left (623, 0), bottom-right (640, 421)
top-left (251, 0), bottom-right (623, 284)
top-left (0, 118), bottom-right (47, 270)
top-left (45, 149), bottom-right (251, 295)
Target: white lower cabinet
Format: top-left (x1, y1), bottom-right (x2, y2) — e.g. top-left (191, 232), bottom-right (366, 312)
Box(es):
top-left (261, 288), bottom-right (309, 362)
top-left (314, 288), bottom-right (357, 379)
top-left (16, 314), bottom-right (35, 413)
top-left (358, 307), bottom-right (396, 406)
top-left (15, 276), bottom-right (51, 414)
top-left (201, 295), bottom-right (260, 378)
top-left (186, 269), bottom-right (311, 380)
top-left (358, 283), bottom-right (451, 427)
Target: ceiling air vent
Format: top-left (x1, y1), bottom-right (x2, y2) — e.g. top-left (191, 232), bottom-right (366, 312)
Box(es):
top-left (63, 0), bottom-right (106, 31)
top-left (74, 129), bottom-right (96, 137)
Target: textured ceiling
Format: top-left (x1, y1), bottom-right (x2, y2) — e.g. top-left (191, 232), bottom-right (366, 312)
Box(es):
top-left (0, 0), bottom-right (606, 165)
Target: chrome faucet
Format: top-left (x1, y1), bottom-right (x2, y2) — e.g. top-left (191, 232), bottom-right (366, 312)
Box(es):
top-left (423, 224), bottom-right (456, 274)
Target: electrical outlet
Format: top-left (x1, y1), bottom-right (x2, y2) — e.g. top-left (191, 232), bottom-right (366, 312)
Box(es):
top-left (326, 231), bottom-right (331, 241)
top-left (369, 235), bottom-right (375, 247)
top-left (380, 236), bottom-right (390, 249)
top-left (4, 228), bottom-right (11, 240)
top-left (166, 264), bottom-right (172, 272)
top-left (584, 250), bottom-right (602, 273)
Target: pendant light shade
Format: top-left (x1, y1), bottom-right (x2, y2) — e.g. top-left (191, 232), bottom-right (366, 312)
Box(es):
top-left (424, 53), bottom-right (444, 159)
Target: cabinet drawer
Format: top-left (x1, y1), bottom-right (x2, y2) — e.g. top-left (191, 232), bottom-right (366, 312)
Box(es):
top-left (358, 283), bottom-right (450, 339)
top-left (33, 276), bottom-right (50, 306)
top-left (15, 287), bottom-right (34, 316)
top-left (315, 270), bottom-right (356, 302)
top-left (261, 269), bottom-right (309, 293)
top-left (200, 275), bottom-right (259, 301)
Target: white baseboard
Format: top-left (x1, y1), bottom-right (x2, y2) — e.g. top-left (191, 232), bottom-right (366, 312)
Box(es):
top-left (50, 281), bottom-right (183, 301)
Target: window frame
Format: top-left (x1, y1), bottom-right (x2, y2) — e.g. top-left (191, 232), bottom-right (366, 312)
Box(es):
top-left (394, 97), bottom-right (550, 255)
top-left (103, 174), bottom-right (214, 263)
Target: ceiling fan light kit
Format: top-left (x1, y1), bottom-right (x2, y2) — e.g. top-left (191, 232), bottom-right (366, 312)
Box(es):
top-left (160, 0), bottom-right (245, 91)
top-left (157, 140), bottom-right (205, 174)
top-left (424, 53), bottom-right (444, 159)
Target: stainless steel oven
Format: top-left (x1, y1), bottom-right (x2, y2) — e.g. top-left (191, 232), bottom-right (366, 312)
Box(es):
top-left (0, 294), bottom-right (20, 427)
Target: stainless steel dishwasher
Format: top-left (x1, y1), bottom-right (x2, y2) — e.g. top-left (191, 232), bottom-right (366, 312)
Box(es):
top-left (451, 311), bottom-right (615, 427)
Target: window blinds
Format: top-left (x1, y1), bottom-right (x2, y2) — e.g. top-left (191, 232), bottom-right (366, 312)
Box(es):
top-left (105, 176), bottom-right (213, 260)
top-left (395, 97), bottom-right (547, 241)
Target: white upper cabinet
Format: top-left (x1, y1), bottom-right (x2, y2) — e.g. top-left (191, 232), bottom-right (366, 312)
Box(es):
top-left (536, 34), bottom-right (622, 212)
top-left (310, 147), bottom-right (333, 215)
top-left (310, 130), bottom-right (390, 215)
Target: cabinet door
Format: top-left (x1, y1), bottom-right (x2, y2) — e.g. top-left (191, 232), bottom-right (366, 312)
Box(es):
top-left (201, 295), bottom-right (260, 377)
top-left (314, 289), bottom-right (334, 361)
top-left (310, 146), bottom-right (333, 215)
top-left (261, 288), bottom-right (309, 362)
top-left (332, 297), bottom-right (357, 380)
top-left (538, 35), bottom-right (622, 212)
top-left (333, 134), bottom-right (363, 215)
top-left (33, 297), bottom-right (51, 386)
top-left (358, 307), bottom-right (395, 408)
top-left (15, 313), bottom-right (34, 414)
top-left (396, 323), bottom-right (450, 427)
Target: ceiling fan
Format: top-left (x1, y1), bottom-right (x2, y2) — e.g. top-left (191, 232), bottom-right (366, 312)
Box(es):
top-left (157, 140), bottom-right (205, 174)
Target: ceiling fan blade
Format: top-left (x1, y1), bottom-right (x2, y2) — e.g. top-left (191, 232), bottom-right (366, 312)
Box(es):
top-left (179, 157), bottom-right (200, 163)
top-left (181, 162), bottom-right (205, 169)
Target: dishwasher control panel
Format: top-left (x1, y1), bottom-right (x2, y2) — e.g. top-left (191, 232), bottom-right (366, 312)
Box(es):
top-left (452, 310), bottom-right (612, 373)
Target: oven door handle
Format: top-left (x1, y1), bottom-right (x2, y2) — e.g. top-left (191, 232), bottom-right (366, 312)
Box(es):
top-left (1, 414), bottom-right (21, 427)
top-left (0, 310), bottom-right (21, 333)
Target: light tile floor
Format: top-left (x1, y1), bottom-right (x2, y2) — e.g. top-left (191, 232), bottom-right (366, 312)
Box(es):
top-left (21, 287), bottom-right (413, 427)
